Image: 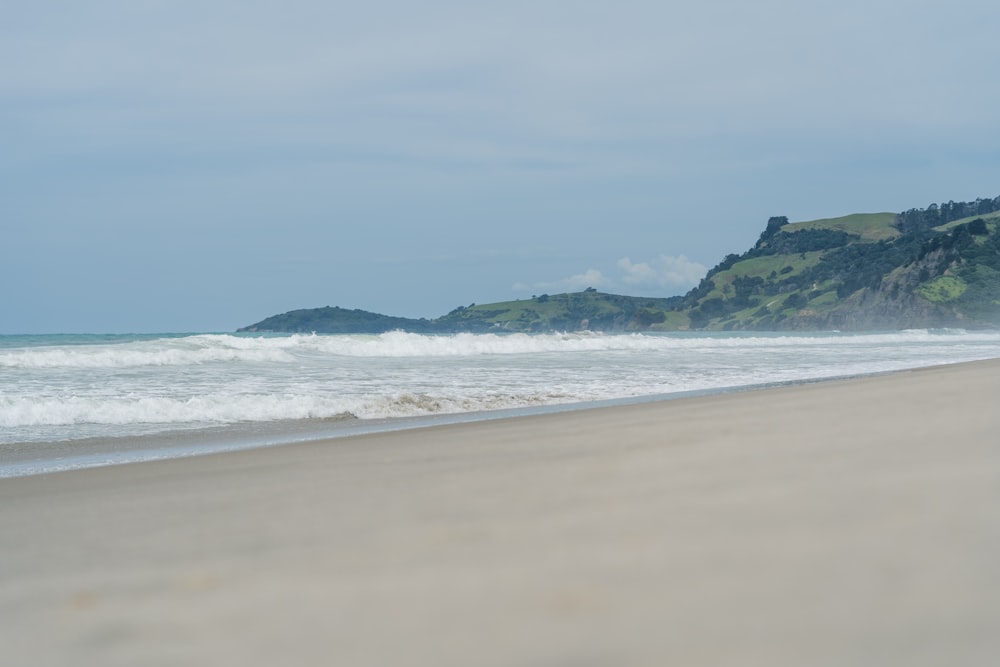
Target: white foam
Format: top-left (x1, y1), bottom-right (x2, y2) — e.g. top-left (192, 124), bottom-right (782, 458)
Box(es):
top-left (4, 329), bottom-right (1000, 369)
top-left (3, 330), bottom-right (1000, 445)
top-left (0, 388), bottom-right (584, 430)
top-left (1, 394), bottom-right (269, 427)
top-left (0, 334), bottom-right (296, 369)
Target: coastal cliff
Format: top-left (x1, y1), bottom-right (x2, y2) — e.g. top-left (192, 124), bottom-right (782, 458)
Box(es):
top-left (239, 195), bottom-right (1000, 333)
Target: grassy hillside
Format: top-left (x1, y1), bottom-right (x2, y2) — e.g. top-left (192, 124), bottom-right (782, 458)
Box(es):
top-left (678, 200), bottom-right (1000, 330)
top-left (240, 291), bottom-right (686, 334)
top-left (934, 209), bottom-right (1000, 231)
top-left (784, 212), bottom-right (899, 241)
top-left (434, 290), bottom-right (683, 332)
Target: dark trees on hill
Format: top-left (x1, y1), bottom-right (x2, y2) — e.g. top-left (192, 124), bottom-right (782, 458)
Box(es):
top-left (968, 218), bottom-right (989, 235)
top-left (784, 293), bottom-right (808, 310)
top-left (757, 228), bottom-right (857, 255)
top-left (755, 216), bottom-right (789, 248)
top-left (895, 197), bottom-right (1000, 234)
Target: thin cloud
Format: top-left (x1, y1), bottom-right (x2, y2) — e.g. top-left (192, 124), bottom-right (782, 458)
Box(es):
top-left (513, 255), bottom-right (706, 297)
top-left (513, 268), bottom-right (608, 293)
top-left (617, 255), bottom-right (707, 289)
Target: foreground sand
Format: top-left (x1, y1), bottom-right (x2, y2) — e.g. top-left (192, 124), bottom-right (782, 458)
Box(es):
top-left (2, 360), bottom-right (1000, 666)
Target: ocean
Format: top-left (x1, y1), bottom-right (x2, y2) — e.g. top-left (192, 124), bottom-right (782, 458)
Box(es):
top-left (3, 329), bottom-right (1000, 477)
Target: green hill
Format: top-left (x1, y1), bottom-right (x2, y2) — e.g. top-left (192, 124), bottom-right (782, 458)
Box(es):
top-left (239, 194), bottom-right (1000, 333)
top-left (433, 290), bottom-right (684, 332)
top-left (238, 290), bottom-right (683, 334)
top-left (237, 306), bottom-right (437, 334)
top-left (783, 212), bottom-right (900, 241)
top-left (678, 196), bottom-right (1000, 330)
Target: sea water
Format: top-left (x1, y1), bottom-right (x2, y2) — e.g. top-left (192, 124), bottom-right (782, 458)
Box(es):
top-left (3, 329), bottom-right (1000, 476)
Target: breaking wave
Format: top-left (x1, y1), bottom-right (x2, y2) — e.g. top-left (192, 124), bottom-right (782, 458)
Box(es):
top-left (3, 328), bottom-right (1000, 446)
top-left (0, 389), bottom-right (582, 432)
top-left (4, 329), bottom-right (999, 369)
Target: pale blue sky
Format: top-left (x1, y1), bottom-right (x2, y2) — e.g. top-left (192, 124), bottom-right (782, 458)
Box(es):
top-left (3, 0), bottom-right (999, 332)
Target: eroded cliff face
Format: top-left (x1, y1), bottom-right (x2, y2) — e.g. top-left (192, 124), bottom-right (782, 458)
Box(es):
top-left (795, 290), bottom-right (960, 331)
top-left (781, 250), bottom-right (973, 331)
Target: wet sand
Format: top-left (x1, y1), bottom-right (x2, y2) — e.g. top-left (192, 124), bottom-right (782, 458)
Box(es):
top-left (2, 359), bottom-right (999, 666)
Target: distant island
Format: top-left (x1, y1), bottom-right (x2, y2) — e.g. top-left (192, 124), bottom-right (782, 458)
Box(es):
top-left (239, 195), bottom-right (1000, 333)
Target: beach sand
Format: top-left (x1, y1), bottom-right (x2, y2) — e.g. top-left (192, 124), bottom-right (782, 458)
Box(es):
top-left (2, 359), bottom-right (999, 666)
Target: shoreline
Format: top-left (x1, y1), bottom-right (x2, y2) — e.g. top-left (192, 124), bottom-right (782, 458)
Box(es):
top-left (0, 362), bottom-right (962, 479)
top-left (2, 357), bottom-right (1000, 664)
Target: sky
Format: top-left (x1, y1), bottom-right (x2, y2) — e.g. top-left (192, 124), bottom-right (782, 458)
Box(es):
top-left (3, 0), bottom-right (999, 333)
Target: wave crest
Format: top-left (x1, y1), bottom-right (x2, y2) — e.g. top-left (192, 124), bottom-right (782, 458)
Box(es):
top-left (4, 329), bottom-right (1000, 368)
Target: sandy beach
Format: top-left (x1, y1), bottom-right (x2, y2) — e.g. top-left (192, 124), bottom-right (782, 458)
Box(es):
top-left (2, 359), bottom-right (999, 666)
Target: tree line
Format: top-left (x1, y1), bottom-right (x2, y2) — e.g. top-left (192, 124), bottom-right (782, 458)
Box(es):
top-left (895, 196), bottom-right (1000, 234)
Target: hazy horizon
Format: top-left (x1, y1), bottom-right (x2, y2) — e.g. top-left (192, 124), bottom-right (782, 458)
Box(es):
top-left (4, 1), bottom-right (999, 333)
